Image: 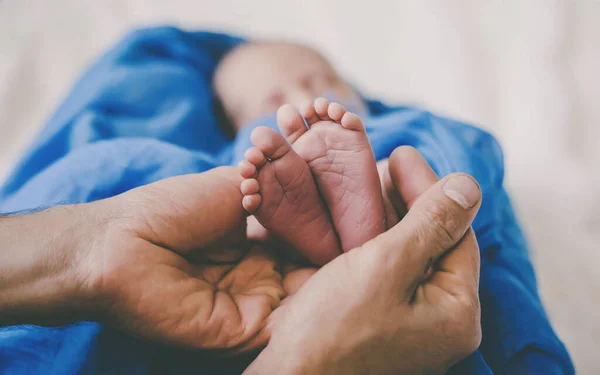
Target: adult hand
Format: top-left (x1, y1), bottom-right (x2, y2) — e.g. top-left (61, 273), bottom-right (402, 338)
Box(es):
top-left (0, 167), bottom-right (312, 353)
top-left (245, 146), bottom-right (483, 375)
top-left (89, 167), bottom-right (293, 351)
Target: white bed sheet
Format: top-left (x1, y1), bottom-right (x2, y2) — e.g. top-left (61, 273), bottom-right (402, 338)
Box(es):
top-left (0, 0), bottom-right (598, 372)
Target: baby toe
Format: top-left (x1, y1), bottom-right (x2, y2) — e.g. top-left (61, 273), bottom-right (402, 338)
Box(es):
top-left (241, 178), bottom-right (260, 195)
top-left (242, 194), bottom-right (262, 213)
top-left (298, 100), bottom-right (319, 125)
top-left (314, 97), bottom-right (331, 121)
top-left (244, 147), bottom-right (267, 167)
top-left (340, 111), bottom-right (365, 131)
top-left (250, 126), bottom-right (291, 161)
top-left (238, 160), bottom-right (257, 179)
top-left (327, 102), bottom-right (347, 122)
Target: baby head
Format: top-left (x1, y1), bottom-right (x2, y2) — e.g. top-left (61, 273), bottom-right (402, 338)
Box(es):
top-left (214, 41), bottom-right (366, 131)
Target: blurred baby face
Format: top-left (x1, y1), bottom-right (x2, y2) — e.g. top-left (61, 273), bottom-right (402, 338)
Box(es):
top-left (214, 42), bottom-right (366, 129)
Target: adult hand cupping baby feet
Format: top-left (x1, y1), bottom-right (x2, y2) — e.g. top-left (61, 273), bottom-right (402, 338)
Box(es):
top-left (246, 147), bottom-right (483, 375)
top-left (84, 167), bottom-right (315, 353)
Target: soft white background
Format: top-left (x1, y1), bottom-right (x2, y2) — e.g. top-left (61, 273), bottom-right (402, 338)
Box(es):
top-left (0, 0), bottom-right (598, 372)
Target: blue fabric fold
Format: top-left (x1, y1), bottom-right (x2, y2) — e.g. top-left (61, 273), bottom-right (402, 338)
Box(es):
top-left (0, 27), bottom-right (573, 375)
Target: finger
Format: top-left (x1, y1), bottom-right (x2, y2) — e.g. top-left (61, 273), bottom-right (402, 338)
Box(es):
top-left (119, 166), bottom-right (247, 254)
top-left (431, 228), bottom-right (480, 295)
top-left (379, 146), bottom-right (439, 228)
top-left (400, 172), bottom-right (481, 273)
top-left (365, 172), bottom-right (481, 297)
top-left (377, 158), bottom-right (401, 229)
top-left (414, 228), bottom-right (480, 320)
top-left (386, 147), bottom-right (480, 295)
top-left (388, 146), bottom-right (440, 210)
top-left (282, 266), bottom-right (318, 295)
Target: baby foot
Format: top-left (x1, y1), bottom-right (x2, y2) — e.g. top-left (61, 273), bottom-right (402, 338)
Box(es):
top-left (238, 126), bottom-right (341, 266)
top-left (278, 98), bottom-right (385, 252)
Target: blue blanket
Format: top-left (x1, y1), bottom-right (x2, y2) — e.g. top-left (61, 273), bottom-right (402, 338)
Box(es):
top-left (0, 27), bottom-right (573, 374)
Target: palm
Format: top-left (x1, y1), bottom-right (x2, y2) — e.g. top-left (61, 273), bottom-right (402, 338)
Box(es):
top-left (101, 168), bottom-right (316, 351)
top-left (106, 239), bottom-right (300, 351)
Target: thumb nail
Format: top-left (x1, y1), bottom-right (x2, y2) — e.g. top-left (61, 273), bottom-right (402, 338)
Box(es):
top-left (443, 174), bottom-right (481, 209)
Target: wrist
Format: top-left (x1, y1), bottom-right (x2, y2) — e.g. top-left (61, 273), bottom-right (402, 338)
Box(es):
top-left (0, 203), bottom-right (104, 325)
top-left (246, 337), bottom-right (333, 375)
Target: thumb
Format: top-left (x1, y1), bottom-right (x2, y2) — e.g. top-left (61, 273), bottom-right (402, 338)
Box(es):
top-left (114, 166), bottom-right (247, 254)
top-left (363, 172), bottom-right (482, 298)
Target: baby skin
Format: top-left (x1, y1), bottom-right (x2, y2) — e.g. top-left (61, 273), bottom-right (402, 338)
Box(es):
top-left (238, 98), bottom-right (385, 265)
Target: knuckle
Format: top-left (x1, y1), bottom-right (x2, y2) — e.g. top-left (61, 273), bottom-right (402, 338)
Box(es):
top-left (419, 199), bottom-right (461, 250)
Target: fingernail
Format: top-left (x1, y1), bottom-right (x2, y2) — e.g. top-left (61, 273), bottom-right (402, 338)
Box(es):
top-left (443, 175), bottom-right (481, 209)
